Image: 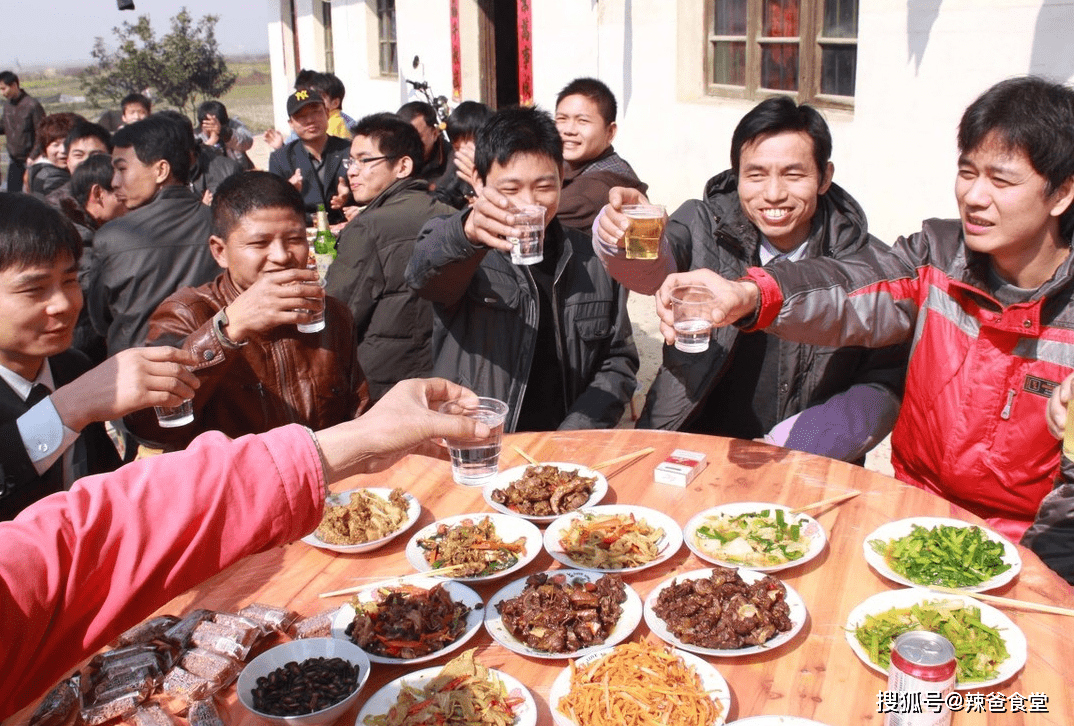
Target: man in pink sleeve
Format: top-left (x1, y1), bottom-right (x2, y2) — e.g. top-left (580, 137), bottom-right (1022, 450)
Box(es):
top-left (0, 377), bottom-right (489, 717)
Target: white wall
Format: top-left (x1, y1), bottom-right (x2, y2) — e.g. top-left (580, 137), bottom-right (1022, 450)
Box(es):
top-left (271, 0), bottom-right (1074, 243)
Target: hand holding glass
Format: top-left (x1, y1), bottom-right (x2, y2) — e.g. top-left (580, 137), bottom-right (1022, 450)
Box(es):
top-left (622, 204), bottom-right (666, 259)
top-left (297, 259), bottom-right (327, 333)
top-left (154, 355), bottom-right (195, 427)
top-left (507, 205), bottom-right (546, 264)
top-left (670, 285), bottom-right (717, 353)
top-left (438, 397), bottom-right (509, 485)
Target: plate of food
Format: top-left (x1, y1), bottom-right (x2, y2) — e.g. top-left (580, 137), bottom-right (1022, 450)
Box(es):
top-left (330, 578), bottom-right (483, 664)
top-left (549, 641), bottom-right (730, 726)
top-left (544, 505), bottom-right (683, 573)
top-left (301, 487), bottom-right (420, 554)
top-left (863, 516), bottom-right (1021, 592)
top-left (356, 648), bottom-right (537, 726)
top-left (644, 566), bottom-right (806, 657)
top-left (683, 502), bottom-right (826, 572)
top-left (732, 719), bottom-right (833, 726)
top-left (844, 587), bottom-right (1027, 690)
top-left (405, 513), bottom-right (541, 582)
top-left (483, 463), bottom-right (608, 523)
top-left (484, 570), bottom-right (642, 659)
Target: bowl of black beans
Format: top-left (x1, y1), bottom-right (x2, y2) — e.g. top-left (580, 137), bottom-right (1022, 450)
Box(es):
top-left (236, 638), bottom-right (371, 725)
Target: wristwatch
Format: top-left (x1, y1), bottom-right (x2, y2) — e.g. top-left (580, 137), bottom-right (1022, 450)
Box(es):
top-left (212, 308), bottom-right (248, 349)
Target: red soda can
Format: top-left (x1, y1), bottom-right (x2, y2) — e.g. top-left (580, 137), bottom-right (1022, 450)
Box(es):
top-left (884, 630), bottom-right (956, 726)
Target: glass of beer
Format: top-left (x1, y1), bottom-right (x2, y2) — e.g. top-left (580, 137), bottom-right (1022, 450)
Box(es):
top-left (622, 204), bottom-right (666, 259)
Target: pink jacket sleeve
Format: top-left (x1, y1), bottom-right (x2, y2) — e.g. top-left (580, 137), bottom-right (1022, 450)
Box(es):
top-left (0, 424), bottom-right (325, 718)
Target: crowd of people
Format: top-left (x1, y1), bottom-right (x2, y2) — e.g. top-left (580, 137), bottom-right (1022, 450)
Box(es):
top-left (2, 65), bottom-right (1074, 713)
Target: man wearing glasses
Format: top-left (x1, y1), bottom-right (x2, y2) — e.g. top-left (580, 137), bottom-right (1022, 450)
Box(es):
top-left (326, 113), bottom-right (456, 402)
top-left (268, 88), bottom-right (351, 225)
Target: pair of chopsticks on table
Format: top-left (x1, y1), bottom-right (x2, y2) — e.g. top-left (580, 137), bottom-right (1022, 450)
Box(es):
top-left (318, 564), bottom-right (471, 598)
top-left (512, 445), bottom-right (655, 471)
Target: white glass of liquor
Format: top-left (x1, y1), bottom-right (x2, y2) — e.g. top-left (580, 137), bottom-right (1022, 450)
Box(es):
top-left (438, 397), bottom-right (510, 485)
top-left (507, 204), bottom-right (546, 265)
top-left (670, 285), bottom-right (717, 353)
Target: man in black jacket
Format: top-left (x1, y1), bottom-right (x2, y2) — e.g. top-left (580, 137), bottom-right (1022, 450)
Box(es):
top-left (326, 114), bottom-right (455, 402)
top-left (84, 115), bottom-right (222, 354)
top-left (0, 194), bottom-right (198, 520)
top-left (406, 107), bottom-right (637, 432)
top-left (0, 71), bottom-right (44, 193)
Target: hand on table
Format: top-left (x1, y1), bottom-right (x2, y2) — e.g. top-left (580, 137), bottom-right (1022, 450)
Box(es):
top-left (223, 268), bottom-right (324, 342)
top-left (655, 270), bottom-right (760, 345)
top-left (51, 347), bottom-right (201, 432)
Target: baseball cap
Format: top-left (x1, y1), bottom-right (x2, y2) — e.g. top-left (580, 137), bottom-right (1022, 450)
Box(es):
top-left (287, 88), bottom-right (323, 118)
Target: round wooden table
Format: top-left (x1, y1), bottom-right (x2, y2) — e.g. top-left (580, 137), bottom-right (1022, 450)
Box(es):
top-left (21, 430), bottom-right (1074, 725)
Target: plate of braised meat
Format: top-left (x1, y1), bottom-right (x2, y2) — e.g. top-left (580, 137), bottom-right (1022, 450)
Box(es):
top-left (484, 463), bottom-right (608, 523)
top-left (643, 566), bottom-right (806, 656)
top-left (331, 578), bottom-right (484, 664)
top-left (485, 570), bottom-right (642, 659)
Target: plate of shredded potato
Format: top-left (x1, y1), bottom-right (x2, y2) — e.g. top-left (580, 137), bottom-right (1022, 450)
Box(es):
top-left (549, 640), bottom-right (730, 726)
top-left (302, 487), bottom-right (420, 554)
top-left (356, 648), bottom-right (536, 726)
top-left (544, 505), bottom-right (682, 573)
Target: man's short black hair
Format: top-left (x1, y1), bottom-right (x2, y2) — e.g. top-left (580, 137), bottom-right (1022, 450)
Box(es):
top-left (120, 92), bottom-right (152, 114)
top-left (352, 113), bottom-right (423, 177)
top-left (556, 77), bottom-right (617, 125)
top-left (69, 153), bottom-right (116, 207)
top-left (294, 68), bottom-right (319, 89)
top-left (112, 113), bottom-right (195, 185)
top-left (211, 171), bottom-right (306, 239)
top-left (0, 71), bottom-right (18, 86)
top-left (65, 120), bottom-right (113, 153)
top-left (473, 106), bottom-right (563, 182)
top-left (730, 96), bottom-right (832, 179)
top-left (398, 101), bottom-right (437, 129)
top-left (446, 101), bottom-right (493, 144)
top-left (0, 194), bottom-right (82, 273)
top-left (959, 76), bottom-right (1074, 196)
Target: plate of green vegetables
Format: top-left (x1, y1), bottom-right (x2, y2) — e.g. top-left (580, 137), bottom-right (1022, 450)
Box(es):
top-left (863, 517), bottom-right (1021, 592)
top-left (684, 502), bottom-right (826, 573)
top-left (845, 587), bottom-right (1026, 689)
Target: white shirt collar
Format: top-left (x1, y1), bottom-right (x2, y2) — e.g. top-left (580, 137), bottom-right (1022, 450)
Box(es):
top-left (759, 235), bottom-right (809, 266)
top-left (0, 360), bottom-right (55, 402)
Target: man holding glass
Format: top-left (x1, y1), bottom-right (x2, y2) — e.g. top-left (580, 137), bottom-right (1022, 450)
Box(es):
top-left (406, 106), bottom-right (637, 432)
top-left (126, 172), bottom-right (367, 450)
top-left (592, 96), bottom-right (906, 463)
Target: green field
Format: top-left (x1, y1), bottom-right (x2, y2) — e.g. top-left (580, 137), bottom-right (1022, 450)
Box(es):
top-left (15, 55), bottom-right (274, 132)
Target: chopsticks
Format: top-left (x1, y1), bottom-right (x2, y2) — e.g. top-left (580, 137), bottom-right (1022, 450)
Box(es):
top-left (317, 564), bottom-right (470, 598)
top-left (790, 490), bottom-right (860, 514)
top-left (512, 446), bottom-right (539, 465)
top-left (591, 447), bottom-right (655, 471)
top-left (928, 586), bottom-right (1074, 617)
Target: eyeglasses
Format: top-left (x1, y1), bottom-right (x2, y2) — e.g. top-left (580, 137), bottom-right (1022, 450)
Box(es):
top-left (342, 155), bottom-right (396, 171)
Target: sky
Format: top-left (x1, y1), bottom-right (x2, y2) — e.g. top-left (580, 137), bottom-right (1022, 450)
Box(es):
top-left (4, 0), bottom-right (269, 69)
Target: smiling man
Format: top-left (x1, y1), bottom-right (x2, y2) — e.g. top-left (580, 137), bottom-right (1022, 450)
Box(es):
top-left (0, 194), bottom-right (198, 519)
top-left (650, 78), bottom-right (1074, 581)
top-left (84, 114), bottom-right (221, 355)
top-left (325, 113), bottom-right (454, 402)
top-left (126, 171), bottom-right (368, 450)
top-left (406, 106), bottom-right (638, 432)
top-left (269, 88), bottom-right (351, 225)
top-left (592, 96), bottom-right (906, 462)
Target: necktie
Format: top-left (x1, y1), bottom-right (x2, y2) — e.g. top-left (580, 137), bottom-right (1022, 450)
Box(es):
top-left (26, 383), bottom-right (52, 407)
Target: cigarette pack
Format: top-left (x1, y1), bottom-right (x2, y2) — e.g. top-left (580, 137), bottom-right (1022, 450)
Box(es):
top-left (654, 449), bottom-right (706, 487)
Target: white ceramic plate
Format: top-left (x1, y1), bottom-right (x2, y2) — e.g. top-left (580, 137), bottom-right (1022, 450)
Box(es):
top-left (405, 512), bottom-right (541, 582)
top-left (644, 567), bottom-right (807, 656)
top-left (684, 502), bottom-right (826, 573)
top-left (544, 505), bottom-right (683, 573)
top-left (862, 516), bottom-right (1022, 592)
top-left (355, 664), bottom-right (537, 726)
top-left (844, 587), bottom-right (1028, 690)
top-left (733, 718), bottom-right (833, 725)
top-left (483, 463), bottom-right (609, 523)
top-left (484, 570), bottom-right (642, 659)
top-left (330, 578), bottom-right (484, 664)
top-left (301, 488), bottom-right (420, 554)
top-left (549, 645), bottom-right (731, 726)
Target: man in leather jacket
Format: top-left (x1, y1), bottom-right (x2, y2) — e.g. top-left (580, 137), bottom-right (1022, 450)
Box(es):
top-left (407, 107), bottom-right (638, 432)
top-left (126, 172), bottom-right (368, 450)
top-left (594, 97), bottom-right (906, 462)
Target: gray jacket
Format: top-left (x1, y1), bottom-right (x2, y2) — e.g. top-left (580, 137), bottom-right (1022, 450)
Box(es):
top-left (639, 171), bottom-right (907, 460)
top-left (406, 210), bottom-right (638, 432)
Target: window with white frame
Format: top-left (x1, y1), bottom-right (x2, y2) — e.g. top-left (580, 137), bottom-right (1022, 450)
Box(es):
top-left (706, 0), bottom-right (857, 107)
top-left (377, 0), bottom-right (397, 76)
